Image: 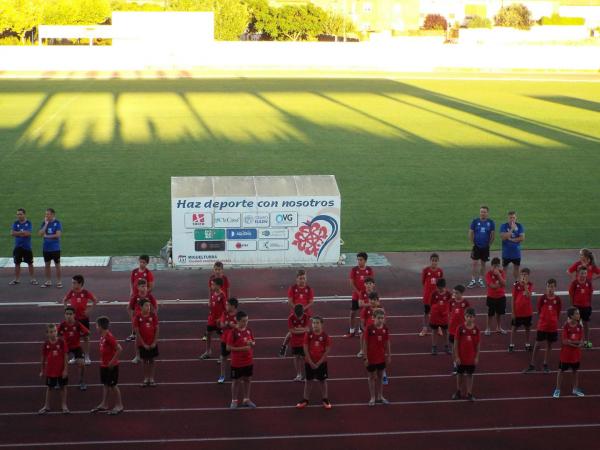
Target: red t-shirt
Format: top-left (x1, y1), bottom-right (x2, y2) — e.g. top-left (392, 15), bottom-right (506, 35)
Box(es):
top-left (456, 325), bottom-right (480, 365)
top-left (512, 281), bottom-right (534, 318)
top-left (567, 261), bottom-right (600, 282)
top-left (288, 313), bottom-right (309, 348)
top-left (133, 312), bottom-right (159, 345)
top-left (57, 320), bottom-right (89, 350)
top-left (485, 270), bottom-right (506, 298)
top-left (304, 331), bottom-right (331, 364)
top-left (42, 339), bottom-right (67, 377)
top-left (569, 279), bottom-right (593, 308)
top-left (219, 311), bottom-right (237, 343)
top-left (537, 295), bottom-right (562, 332)
top-left (131, 268), bottom-right (154, 295)
top-left (287, 284), bottom-right (314, 308)
top-left (65, 289), bottom-right (95, 320)
top-left (350, 266), bottom-right (374, 300)
top-left (449, 299), bottom-right (470, 336)
top-left (128, 293), bottom-right (158, 314)
top-left (430, 290), bottom-right (451, 325)
top-left (227, 328), bottom-right (254, 368)
top-left (360, 305), bottom-right (375, 328)
top-left (207, 291), bottom-right (226, 327)
top-left (560, 322), bottom-right (583, 363)
top-left (99, 331), bottom-right (119, 368)
top-left (365, 324), bottom-right (389, 365)
top-left (209, 274), bottom-right (230, 299)
top-left (421, 266), bottom-right (444, 305)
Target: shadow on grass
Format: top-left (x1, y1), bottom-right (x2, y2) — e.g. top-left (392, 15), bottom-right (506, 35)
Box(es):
top-left (530, 95), bottom-right (600, 114)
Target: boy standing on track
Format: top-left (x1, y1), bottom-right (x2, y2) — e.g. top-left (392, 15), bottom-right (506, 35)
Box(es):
top-left (449, 285), bottom-right (469, 374)
top-left (553, 307), bottom-right (585, 398)
top-left (357, 291), bottom-right (381, 357)
top-left (130, 255), bottom-right (154, 296)
top-left (288, 304), bottom-right (309, 382)
top-left (38, 324), bottom-right (69, 414)
top-left (227, 311), bottom-right (256, 409)
top-left (200, 277), bottom-right (226, 360)
top-left (566, 248), bottom-right (600, 282)
top-left (127, 279), bottom-right (158, 350)
top-left (62, 275), bottom-right (97, 365)
top-left (209, 261), bottom-right (230, 300)
top-left (525, 279), bottom-right (562, 374)
top-left (484, 257), bottom-right (507, 336)
top-left (430, 278), bottom-right (452, 355)
top-left (509, 268), bottom-right (534, 352)
top-left (279, 270), bottom-right (314, 356)
top-left (569, 267), bottom-right (594, 349)
top-left (218, 297), bottom-right (239, 383)
top-left (467, 206), bottom-right (495, 289)
top-left (345, 252), bottom-right (374, 338)
top-left (38, 208), bottom-right (62, 289)
top-left (420, 253), bottom-right (443, 336)
top-left (452, 308), bottom-right (480, 401)
top-left (133, 299), bottom-right (159, 387)
top-left (296, 316), bottom-right (332, 409)
top-left (9, 208), bottom-right (37, 285)
top-left (362, 309), bottom-right (391, 406)
top-left (92, 316), bottom-right (124, 415)
top-left (58, 306), bottom-right (89, 390)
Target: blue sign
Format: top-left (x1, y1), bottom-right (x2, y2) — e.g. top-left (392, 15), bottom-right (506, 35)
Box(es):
top-left (227, 229), bottom-right (257, 240)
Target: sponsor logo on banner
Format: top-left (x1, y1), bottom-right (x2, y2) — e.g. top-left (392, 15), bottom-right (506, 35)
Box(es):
top-left (270, 212), bottom-right (297, 227)
top-left (226, 241), bottom-right (258, 251)
top-left (259, 229), bottom-right (289, 239)
top-left (292, 215), bottom-right (339, 260)
top-left (243, 213), bottom-right (270, 228)
top-left (195, 241), bottom-right (226, 252)
top-left (258, 239), bottom-right (289, 251)
top-left (227, 229), bottom-right (258, 240)
top-left (177, 255), bottom-right (187, 264)
top-left (213, 213), bottom-right (241, 228)
top-left (195, 229), bottom-right (226, 240)
top-left (184, 213), bottom-right (213, 229)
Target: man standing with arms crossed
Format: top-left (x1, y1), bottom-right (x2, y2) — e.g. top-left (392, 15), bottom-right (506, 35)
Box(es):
top-left (500, 211), bottom-right (525, 283)
top-left (38, 208), bottom-right (62, 288)
top-left (10, 208), bottom-right (37, 285)
top-left (468, 206), bottom-right (495, 289)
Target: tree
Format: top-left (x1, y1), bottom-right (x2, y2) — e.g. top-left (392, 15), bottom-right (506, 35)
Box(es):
top-left (245, 0), bottom-right (270, 35)
top-left (167, 0), bottom-right (212, 11)
top-left (423, 14), bottom-right (447, 30)
top-left (321, 10), bottom-right (355, 37)
top-left (495, 4), bottom-right (531, 30)
top-left (264, 4), bottom-right (325, 41)
top-left (4, 0), bottom-right (42, 42)
top-left (214, 0), bottom-right (249, 40)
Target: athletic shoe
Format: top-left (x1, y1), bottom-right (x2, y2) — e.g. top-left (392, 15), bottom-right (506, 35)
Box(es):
top-left (199, 352), bottom-right (211, 360)
top-left (68, 358), bottom-right (76, 365)
top-left (131, 355), bottom-right (140, 364)
top-left (418, 328), bottom-right (428, 337)
top-left (508, 344), bottom-right (515, 353)
top-left (356, 350), bottom-right (364, 358)
top-left (452, 366), bottom-right (458, 376)
top-left (478, 278), bottom-right (485, 288)
top-left (217, 376), bottom-right (225, 384)
top-left (543, 364), bottom-right (550, 374)
top-left (368, 399), bottom-right (376, 407)
top-left (243, 400), bottom-right (257, 409)
top-left (278, 345), bottom-right (287, 357)
top-left (572, 388), bottom-right (585, 397)
top-left (79, 382), bottom-right (87, 391)
top-left (376, 398), bottom-right (389, 405)
top-left (293, 374), bottom-right (303, 382)
top-left (552, 389), bottom-right (560, 399)
top-left (525, 343), bottom-right (532, 352)
top-left (230, 401), bottom-right (238, 409)
top-left (466, 393), bottom-right (476, 401)
top-left (523, 364), bottom-right (536, 374)
top-left (498, 328), bottom-right (507, 335)
top-left (84, 355), bottom-right (91, 365)
top-left (467, 280), bottom-right (477, 289)
top-left (8, 280), bottom-right (19, 285)
top-left (343, 329), bottom-right (356, 338)
top-left (125, 334), bottom-right (136, 342)
top-left (484, 329), bottom-right (491, 336)
top-left (296, 399), bottom-right (308, 409)
top-left (431, 345), bottom-right (437, 355)
top-left (322, 399), bottom-right (332, 409)
top-left (452, 390), bottom-right (461, 400)
top-left (382, 371), bottom-right (389, 385)
top-left (585, 341), bottom-right (593, 349)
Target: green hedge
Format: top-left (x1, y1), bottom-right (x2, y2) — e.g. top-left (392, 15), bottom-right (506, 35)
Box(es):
top-left (539, 14), bottom-right (585, 25)
top-left (465, 15), bottom-right (492, 28)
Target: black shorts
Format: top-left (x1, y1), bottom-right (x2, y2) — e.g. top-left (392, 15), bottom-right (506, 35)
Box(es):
top-left (559, 362), bottom-right (580, 372)
top-left (13, 247), bottom-right (33, 265)
top-left (502, 258), bottom-right (521, 267)
top-left (448, 334), bottom-right (455, 344)
top-left (367, 362), bottom-right (386, 373)
top-left (577, 306), bottom-right (592, 322)
top-left (430, 323), bottom-right (448, 330)
top-left (512, 316), bottom-right (532, 328)
top-left (100, 366), bottom-right (119, 386)
top-left (221, 342), bottom-right (230, 357)
top-left (456, 365), bottom-right (476, 375)
top-left (471, 245), bottom-right (490, 262)
top-left (423, 304), bottom-right (431, 314)
top-left (291, 346), bottom-right (305, 356)
top-left (46, 377), bottom-right (68, 388)
top-left (351, 299), bottom-right (360, 311)
top-left (305, 362), bottom-right (328, 381)
top-left (43, 251), bottom-right (61, 264)
top-left (206, 325), bottom-right (222, 334)
top-left (231, 365), bottom-right (253, 379)
top-left (487, 296), bottom-right (507, 316)
top-left (78, 317), bottom-right (90, 332)
top-left (536, 331), bottom-right (558, 343)
top-left (68, 347), bottom-right (84, 360)
top-left (139, 345), bottom-right (159, 361)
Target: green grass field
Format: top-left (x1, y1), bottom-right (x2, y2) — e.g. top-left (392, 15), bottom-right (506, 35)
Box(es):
top-left (1, 75), bottom-right (599, 256)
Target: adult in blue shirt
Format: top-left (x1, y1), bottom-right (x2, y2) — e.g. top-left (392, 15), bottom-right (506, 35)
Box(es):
top-left (38, 208), bottom-right (63, 288)
top-left (468, 205), bottom-right (495, 288)
top-left (9, 208), bottom-right (37, 285)
top-left (500, 210), bottom-right (525, 282)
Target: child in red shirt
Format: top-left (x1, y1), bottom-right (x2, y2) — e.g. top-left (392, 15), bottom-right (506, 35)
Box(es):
top-left (209, 261), bottom-right (230, 299)
top-left (279, 270), bottom-right (315, 356)
top-left (509, 268), bottom-right (533, 352)
top-left (92, 316), bottom-right (123, 415)
top-left (38, 324), bottom-right (69, 414)
top-left (484, 257), bottom-right (507, 335)
top-left (420, 253), bottom-right (443, 337)
top-left (227, 311), bottom-right (256, 409)
top-left (452, 308), bottom-right (480, 401)
top-left (357, 291), bottom-right (381, 357)
top-left (296, 316), bottom-right (332, 409)
top-left (345, 252), bottom-right (374, 338)
top-left (288, 304), bottom-right (309, 382)
top-left (362, 309), bottom-right (391, 406)
top-left (218, 297), bottom-right (239, 383)
top-left (430, 278), bottom-right (452, 355)
top-left (525, 279), bottom-right (561, 374)
top-left (553, 307), bottom-right (585, 398)
top-left (57, 306), bottom-right (89, 390)
top-left (61, 274), bottom-right (97, 365)
top-left (569, 266), bottom-right (594, 348)
top-left (566, 248), bottom-right (600, 282)
top-left (133, 299), bottom-right (159, 387)
top-left (448, 285), bottom-right (469, 374)
top-left (130, 254), bottom-right (154, 296)
top-left (127, 279), bottom-right (159, 363)
top-left (200, 277), bottom-right (226, 360)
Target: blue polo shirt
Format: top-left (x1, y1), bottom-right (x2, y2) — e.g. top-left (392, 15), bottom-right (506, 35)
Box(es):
top-left (12, 220), bottom-right (32, 251)
top-left (500, 222), bottom-right (524, 259)
top-left (470, 218), bottom-right (495, 248)
top-left (40, 220), bottom-right (62, 252)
